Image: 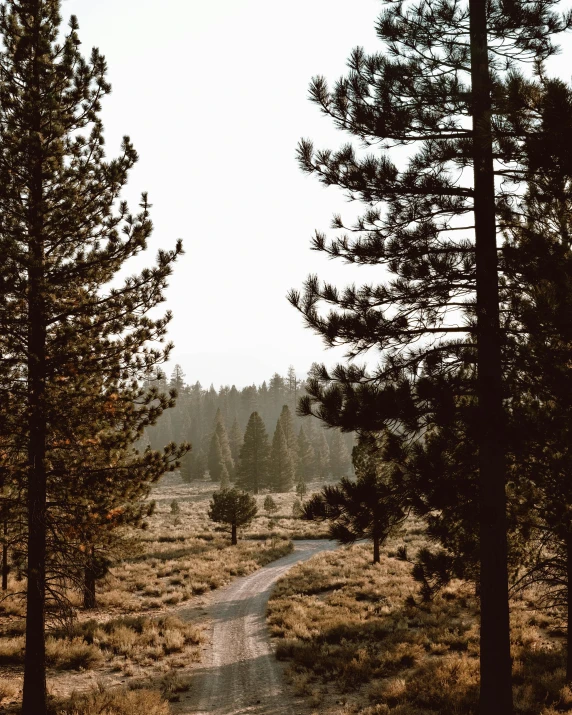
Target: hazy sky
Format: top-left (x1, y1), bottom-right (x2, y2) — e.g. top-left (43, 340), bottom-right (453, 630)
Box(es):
top-left (65, 0), bottom-right (572, 389)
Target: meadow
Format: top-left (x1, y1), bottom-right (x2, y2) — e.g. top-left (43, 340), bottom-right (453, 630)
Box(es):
top-left (0, 474), bottom-right (323, 712)
top-left (267, 524), bottom-right (571, 715)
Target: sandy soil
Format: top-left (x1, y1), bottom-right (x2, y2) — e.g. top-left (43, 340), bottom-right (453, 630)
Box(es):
top-left (174, 539), bottom-right (337, 715)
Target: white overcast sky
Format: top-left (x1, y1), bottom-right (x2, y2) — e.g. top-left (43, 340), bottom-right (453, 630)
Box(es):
top-left (65, 0), bottom-right (572, 388)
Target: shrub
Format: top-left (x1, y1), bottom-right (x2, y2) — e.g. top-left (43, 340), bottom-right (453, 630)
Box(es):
top-left (264, 495), bottom-right (278, 514)
top-left (57, 688), bottom-right (169, 715)
top-left (0, 678), bottom-right (17, 703)
top-left (0, 637), bottom-right (24, 665)
top-left (292, 499), bottom-right (303, 518)
top-left (46, 637), bottom-right (103, 670)
top-left (295, 481), bottom-right (307, 500)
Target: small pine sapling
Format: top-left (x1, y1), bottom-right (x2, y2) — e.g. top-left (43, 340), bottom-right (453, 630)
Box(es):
top-left (263, 495), bottom-right (278, 515)
top-left (208, 489), bottom-right (258, 545)
top-left (295, 481), bottom-right (307, 501)
top-left (292, 499), bottom-right (303, 519)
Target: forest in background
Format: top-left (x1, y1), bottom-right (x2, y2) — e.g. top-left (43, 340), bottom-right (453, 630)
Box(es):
top-left (3, 0), bottom-right (572, 712)
top-left (143, 365), bottom-right (355, 485)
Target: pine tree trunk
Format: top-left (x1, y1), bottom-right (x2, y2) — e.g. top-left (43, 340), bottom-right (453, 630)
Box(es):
top-left (469, 2), bottom-right (513, 713)
top-left (23, 4), bottom-right (48, 709)
top-left (23, 242), bottom-right (48, 714)
top-left (2, 520), bottom-right (8, 591)
top-left (373, 535), bottom-right (380, 565)
top-left (83, 548), bottom-right (97, 610)
top-left (566, 535), bottom-right (572, 682)
top-left (231, 523), bottom-right (237, 545)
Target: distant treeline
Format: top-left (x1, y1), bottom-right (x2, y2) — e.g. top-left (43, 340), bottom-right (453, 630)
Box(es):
top-left (143, 365), bottom-right (354, 485)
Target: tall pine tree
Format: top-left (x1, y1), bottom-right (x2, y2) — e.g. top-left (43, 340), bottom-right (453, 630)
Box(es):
top-left (208, 433), bottom-right (224, 482)
top-left (269, 421), bottom-right (294, 493)
top-left (313, 429), bottom-right (330, 481)
top-left (236, 412), bottom-right (269, 494)
top-left (329, 430), bottom-right (351, 479)
top-left (0, 3), bottom-right (184, 709)
top-left (278, 404), bottom-right (298, 471)
top-left (296, 427), bottom-right (314, 484)
top-left (212, 408), bottom-right (234, 479)
top-left (228, 417), bottom-right (243, 468)
top-left (288, 2), bottom-right (572, 710)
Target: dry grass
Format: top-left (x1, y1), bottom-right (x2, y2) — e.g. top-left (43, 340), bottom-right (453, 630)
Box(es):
top-left (143, 478), bottom-right (328, 541)
top-left (0, 474), bottom-right (301, 711)
top-left (53, 686), bottom-right (171, 715)
top-left (99, 533), bottom-right (293, 612)
top-left (90, 479), bottom-right (315, 612)
top-left (0, 614), bottom-right (202, 678)
top-left (268, 525), bottom-right (572, 715)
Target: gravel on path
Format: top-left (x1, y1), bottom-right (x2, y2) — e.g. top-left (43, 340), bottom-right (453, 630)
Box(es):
top-left (176, 539), bottom-right (337, 715)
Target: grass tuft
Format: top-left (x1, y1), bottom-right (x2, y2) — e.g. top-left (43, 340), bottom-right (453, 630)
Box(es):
top-left (268, 530), bottom-right (571, 715)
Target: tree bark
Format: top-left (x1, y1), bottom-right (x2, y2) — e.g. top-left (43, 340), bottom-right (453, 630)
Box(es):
top-left (469, 2), bottom-right (513, 713)
top-left (231, 523), bottom-right (237, 545)
top-left (567, 535), bottom-right (572, 682)
top-left (22, 221), bottom-right (48, 714)
top-left (22, 2), bottom-right (48, 710)
top-left (83, 548), bottom-right (97, 610)
top-left (373, 535), bottom-right (380, 564)
top-left (2, 520), bottom-right (8, 591)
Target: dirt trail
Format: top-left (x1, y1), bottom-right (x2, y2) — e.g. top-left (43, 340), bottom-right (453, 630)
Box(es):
top-left (176, 539), bottom-right (336, 715)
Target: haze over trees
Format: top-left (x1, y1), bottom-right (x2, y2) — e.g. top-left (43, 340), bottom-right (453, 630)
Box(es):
top-left (146, 366), bottom-right (355, 487)
top-left (269, 422), bottom-right (295, 493)
top-left (235, 411), bottom-right (269, 494)
top-left (303, 434), bottom-right (407, 564)
top-left (1, 0), bottom-right (572, 713)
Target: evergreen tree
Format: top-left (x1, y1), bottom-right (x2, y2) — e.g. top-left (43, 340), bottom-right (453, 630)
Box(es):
top-left (147, 400), bottom-right (174, 450)
top-left (263, 495), bottom-right (278, 515)
top-left (212, 408), bottom-right (234, 478)
top-left (304, 477), bottom-right (402, 564)
top-left (180, 449), bottom-right (207, 483)
top-left (329, 430), bottom-right (351, 479)
top-left (228, 417), bottom-right (243, 466)
top-left (287, 3), bottom-right (572, 709)
top-left (236, 412), bottom-right (269, 494)
top-left (313, 430), bottom-right (330, 481)
top-left (501, 81), bottom-right (572, 679)
top-left (292, 498), bottom-right (303, 518)
top-left (296, 427), bottom-right (314, 484)
top-left (208, 433), bottom-right (224, 482)
top-left (287, 365), bottom-right (300, 414)
top-left (74, 435), bottom-right (185, 611)
top-left (0, 1), bottom-right (185, 708)
top-left (208, 488), bottom-right (258, 545)
top-left (278, 404), bottom-right (297, 471)
top-left (170, 364), bottom-right (186, 394)
top-left (269, 422), bottom-right (294, 493)
top-left (295, 480), bottom-right (308, 501)
top-left (219, 460), bottom-right (230, 488)
top-left (268, 373), bottom-right (286, 426)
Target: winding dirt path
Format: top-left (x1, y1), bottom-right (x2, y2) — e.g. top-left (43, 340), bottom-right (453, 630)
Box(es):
top-left (177, 539), bottom-right (336, 715)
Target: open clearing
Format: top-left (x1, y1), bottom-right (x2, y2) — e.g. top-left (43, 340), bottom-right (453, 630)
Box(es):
top-left (178, 539), bottom-right (337, 715)
top-left (267, 535), bottom-right (572, 715)
top-left (0, 475), bottom-right (329, 712)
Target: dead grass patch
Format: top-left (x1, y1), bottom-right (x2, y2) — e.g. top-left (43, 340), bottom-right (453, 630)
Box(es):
top-left (268, 533), bottom-right (570, 715)
top-left (0, 475), bottom-right (300, 710)
top-left (53, 686), bottom-right (170, 715)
